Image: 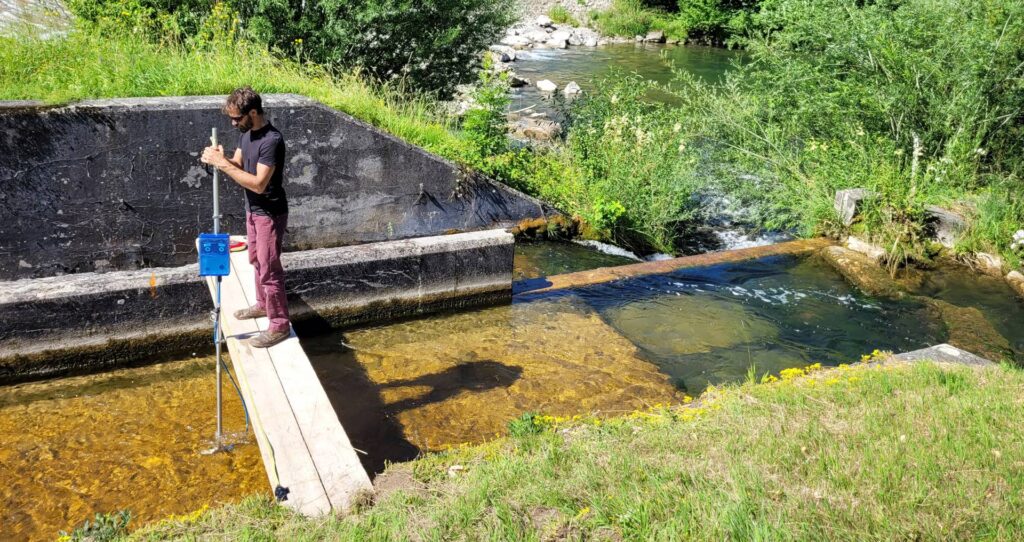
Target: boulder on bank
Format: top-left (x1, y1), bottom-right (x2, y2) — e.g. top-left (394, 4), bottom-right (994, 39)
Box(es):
top-left (488, 45), bottom-right (517, 62)
top-left (563, 81), bottom-right (582, 96)
top-left (500, 35), bottom-right (532, 49)
top-left (509, 116), bottom-right (563, 142)
top-left (924, 205), bottom-right (966, 248)
top-left (834, 188), bottom-right (873, 226)
top-left (644, 30), bottom-right (666, 43)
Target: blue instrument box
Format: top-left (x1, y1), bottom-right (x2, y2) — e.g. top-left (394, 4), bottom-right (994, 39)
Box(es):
top-left (198, 233), bottom-right (231, 276)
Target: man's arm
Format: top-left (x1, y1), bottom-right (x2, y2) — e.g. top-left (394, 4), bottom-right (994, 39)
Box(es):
top-left (227, 148), bottom-right (242, 169)
top-left (201, 146), bottom-right (274, 193)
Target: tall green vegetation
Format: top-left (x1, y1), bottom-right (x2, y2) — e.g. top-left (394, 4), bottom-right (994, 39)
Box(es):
top-left (593, 0), bottom-right (760, 43)
top-left (66, 0), bottom-right (514, 93)
top-left (587, 0), bottom-right (1024, 263)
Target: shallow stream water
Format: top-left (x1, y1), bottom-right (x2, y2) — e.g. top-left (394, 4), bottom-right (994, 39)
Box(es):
top-left (2, 241), bottom-right (1022, 540)
top-left (507, 43), bottom-right (739, 118)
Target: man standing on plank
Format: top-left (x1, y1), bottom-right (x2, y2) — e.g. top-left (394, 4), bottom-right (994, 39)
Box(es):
top-left (201, 86), bottom-right (291, 348)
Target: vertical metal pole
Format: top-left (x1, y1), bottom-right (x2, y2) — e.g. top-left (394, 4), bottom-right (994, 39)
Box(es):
top-left (212, 127), bottom-right (223, 441)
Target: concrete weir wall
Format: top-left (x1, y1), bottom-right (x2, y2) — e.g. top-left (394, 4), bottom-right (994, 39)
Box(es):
top-left (0, 94), bottom-right (553, 280)
top-left (0, 230), bottom-right (514, 383)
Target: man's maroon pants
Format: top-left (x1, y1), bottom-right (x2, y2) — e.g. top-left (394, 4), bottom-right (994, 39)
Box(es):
top-left (246, 212), bottom-right (290, 333)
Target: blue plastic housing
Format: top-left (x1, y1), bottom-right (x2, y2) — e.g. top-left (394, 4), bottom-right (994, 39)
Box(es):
top-left (198, 233), bottom-right (231, 277)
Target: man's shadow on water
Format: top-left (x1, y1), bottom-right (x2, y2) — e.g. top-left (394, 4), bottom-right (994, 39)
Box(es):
top-left (293, 304), bottom-right (523, 476)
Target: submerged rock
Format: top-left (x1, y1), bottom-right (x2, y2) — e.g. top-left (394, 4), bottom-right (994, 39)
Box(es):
top-left (920, 298), bottom-right (1013, 362)
top-left (1006, 270), bottom-right (1024, 300)
top-left (818, 246), bottom-right (904, 299)
top-left (604, 295), bottom-right (778, 357)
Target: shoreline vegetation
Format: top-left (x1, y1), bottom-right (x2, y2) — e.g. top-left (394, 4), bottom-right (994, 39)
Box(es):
top-left (120, 359), bottom-right (1024, 540)
top-left (4, 1), bottom-right (1023, 268)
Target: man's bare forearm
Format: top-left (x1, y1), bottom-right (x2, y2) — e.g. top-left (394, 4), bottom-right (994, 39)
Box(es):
top-left (219, 162), bottom-right (266, 193)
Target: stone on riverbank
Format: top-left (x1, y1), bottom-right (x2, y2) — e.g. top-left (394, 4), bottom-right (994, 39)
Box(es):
top-left (834, 188), bottom-right (872, 226)
top-left (644, 30), bottom-right (666, 43)
top-left (536, 79), bottom-right (558, 92)
top-left (924, 205), bottom-right (967, 248)
top-left (974, 252), bottom-right (1004, 277)
top-left (563, 81), bottom-right (582, 96)
top-left (509, 116), bottom-right (563, 141)
top-left (500, 35), bottom-right (532, 49)
top-left (489, 45), bottom-right (517, 62)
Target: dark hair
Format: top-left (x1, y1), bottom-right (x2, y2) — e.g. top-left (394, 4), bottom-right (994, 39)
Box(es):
top-left (224, 86), bottom-right (263, 115)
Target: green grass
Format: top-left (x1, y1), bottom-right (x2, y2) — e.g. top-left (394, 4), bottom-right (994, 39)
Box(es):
top-left (134, 361), bottom-right (1024, 540)
top-left (0, 28), bottom-right (472, 162)
top-left (591, 0), bottom-right (659, 38)
top-left (547, 5), bottom-right (580, 27)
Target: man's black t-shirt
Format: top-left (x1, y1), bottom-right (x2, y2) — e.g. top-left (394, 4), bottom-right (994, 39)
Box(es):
top-left (239, 123), bottom-right (287, 216)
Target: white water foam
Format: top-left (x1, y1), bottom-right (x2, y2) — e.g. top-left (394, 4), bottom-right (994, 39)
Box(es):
top-left (714, 229), bottom-right (793, 251)
top-left (572, 240), bottom-right (643, 261)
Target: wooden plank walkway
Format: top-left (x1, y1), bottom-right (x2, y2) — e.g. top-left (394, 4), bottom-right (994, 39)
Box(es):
top-left (203, 236), bottom-right (372, 515)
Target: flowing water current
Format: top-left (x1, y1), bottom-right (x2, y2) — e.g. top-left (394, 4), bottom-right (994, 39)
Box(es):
top-left (2, 240), bottom-right (1022, 540)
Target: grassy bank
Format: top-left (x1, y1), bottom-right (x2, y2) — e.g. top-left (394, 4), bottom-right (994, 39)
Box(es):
top-left (0, 28), bottom-right (470, 161)
top-left (129, 360), bottom-right (1024, 540)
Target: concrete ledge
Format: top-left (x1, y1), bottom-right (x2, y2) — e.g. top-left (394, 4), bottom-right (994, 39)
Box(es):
top-left (516, 238), bottom-right (833, 295)
top-left (0, 230), bottom-right (513, 383)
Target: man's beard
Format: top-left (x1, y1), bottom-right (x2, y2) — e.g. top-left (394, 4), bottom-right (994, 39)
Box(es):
top-left (237, 123), bottom-right (250, 133)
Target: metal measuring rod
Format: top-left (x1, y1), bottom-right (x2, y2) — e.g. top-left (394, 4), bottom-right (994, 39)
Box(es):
top-left (197, 127), bottom-right (231, 449)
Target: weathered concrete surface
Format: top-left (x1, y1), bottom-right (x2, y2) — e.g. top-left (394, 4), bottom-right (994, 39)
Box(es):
top-left (0, 95), bottom-right (553, 280)
top-left (845, 235), bottom-right (885, 260)
top-left (817, 246), bottom-right (904, 299)
top-left (518, 238), bottom-right (833, 295)
top-left (0, 230), bottom-right (513, 383)
top-left (893, 343), bottom-right (996, 367)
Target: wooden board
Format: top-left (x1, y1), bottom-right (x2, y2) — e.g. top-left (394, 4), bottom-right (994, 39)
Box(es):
top-left (203, 235), bottom-right (372, 515)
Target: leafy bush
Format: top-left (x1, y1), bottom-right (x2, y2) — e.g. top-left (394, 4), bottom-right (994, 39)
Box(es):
top-left (461, 59), bottom-right (511, 160)
top-left (562, 74), bottom-right (702, 252)
top-left (67, 0), bottom-right (514, 94)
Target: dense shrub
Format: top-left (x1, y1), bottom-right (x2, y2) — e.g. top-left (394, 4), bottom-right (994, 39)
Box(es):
top-left (665, 0), bottom-right (1024, 263)
top-left (67, 0), bottom-right (514, 94)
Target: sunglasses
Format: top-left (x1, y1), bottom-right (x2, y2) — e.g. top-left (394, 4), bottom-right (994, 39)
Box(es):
top-left (228, 111), bottom-right (249, 122)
